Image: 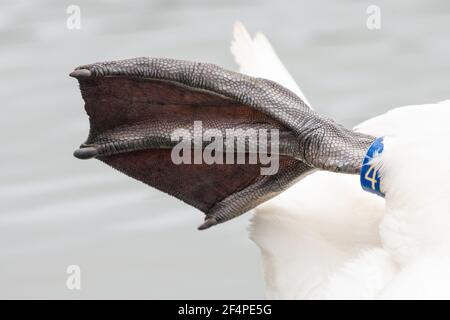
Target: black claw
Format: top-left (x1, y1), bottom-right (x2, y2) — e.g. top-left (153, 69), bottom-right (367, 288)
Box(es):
top-left (198, 218), bottom-right (218, 230)
top-left (70, 69), bottom-right (92, 78)
top-left (73, 147), bottom-right (98, 159)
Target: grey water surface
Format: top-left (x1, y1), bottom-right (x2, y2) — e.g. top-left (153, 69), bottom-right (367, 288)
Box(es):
top-left (0, 0), bottom-right (449, 298)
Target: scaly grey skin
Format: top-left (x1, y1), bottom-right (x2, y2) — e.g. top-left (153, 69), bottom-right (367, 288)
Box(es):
top-left (71, 57), bottom-right (375, 229)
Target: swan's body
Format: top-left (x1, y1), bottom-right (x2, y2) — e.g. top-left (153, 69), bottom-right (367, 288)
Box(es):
top-left (232, 23), bottom-right (450, 299)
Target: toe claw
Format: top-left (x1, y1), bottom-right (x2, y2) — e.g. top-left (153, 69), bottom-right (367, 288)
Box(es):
top-left (73, 146), bottom-right (98, 159)
top-left (70, 69), bottom-right (92, 78)
top-left (198, 217), bottom-right (218, 230)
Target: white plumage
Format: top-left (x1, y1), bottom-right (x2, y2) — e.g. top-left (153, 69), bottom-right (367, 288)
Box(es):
top-left (231, 21), bottom-right (311, 107)
top-left (231, 22), bottom-right (450, 299)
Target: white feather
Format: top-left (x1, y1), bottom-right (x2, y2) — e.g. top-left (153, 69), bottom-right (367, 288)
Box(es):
top-left (233, 22), bottom-right (450, 299)
top-left (230, 21), bottom-right (311, 107)
top-left (251, 101), bottom-right (450, 299)
top-left (250, 171), bottom-right (385, 299)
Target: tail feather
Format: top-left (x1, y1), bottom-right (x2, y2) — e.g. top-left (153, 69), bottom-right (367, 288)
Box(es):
top-left (230, 21), bottom-right (311, 107)
top-left (250, 172), bottom-right (385, 299)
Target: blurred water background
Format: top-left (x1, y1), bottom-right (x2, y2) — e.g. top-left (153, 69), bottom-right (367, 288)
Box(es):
top-left (0, 0), bottom-right (449, 298)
